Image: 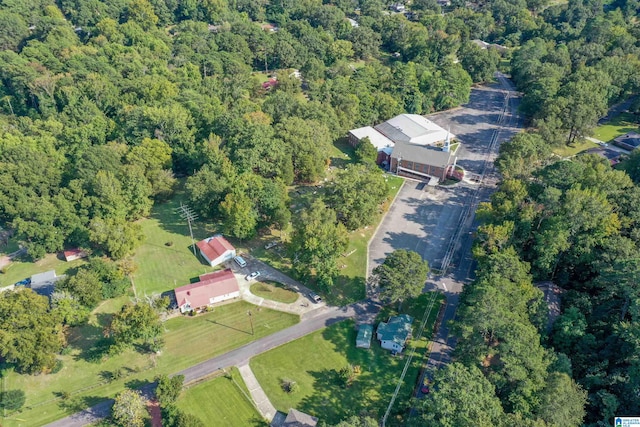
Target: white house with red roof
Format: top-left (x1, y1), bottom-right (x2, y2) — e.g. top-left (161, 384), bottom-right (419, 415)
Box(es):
top-left (63, 248), bottom-right (88, 262)
top-left (174, 269), bottom-right (240, 313)
top-left (196, 235), bottom-right (236, 267)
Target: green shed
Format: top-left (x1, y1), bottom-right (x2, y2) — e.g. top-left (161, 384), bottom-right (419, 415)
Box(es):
top-left (356, 324), bottom-right (373, 349)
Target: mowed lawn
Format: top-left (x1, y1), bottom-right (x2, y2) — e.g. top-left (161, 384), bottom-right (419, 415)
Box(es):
top-left (2, 301), bottom-right (298, 427)
top-left (552, 139), bottom-right (599, 157)
top-left (132, 184), bottom-right (221, 296)
top-left (250, 293), bottom-right (444, 426)
top-left (0, 252), bottom-right (87, 288)
top-left (593, 112), bottom-right (639, 142)
top-left (251, 281), bottom-right (299, 304)
top-left (177, 368), bottom-right (266, 427)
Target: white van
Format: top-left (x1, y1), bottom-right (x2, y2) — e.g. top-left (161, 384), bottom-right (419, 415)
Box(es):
top-left (233, 256), bottom-right (247, 268)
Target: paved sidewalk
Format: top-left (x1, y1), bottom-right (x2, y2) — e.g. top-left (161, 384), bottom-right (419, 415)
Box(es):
top-left (237, 363), bottom-right (277, 422)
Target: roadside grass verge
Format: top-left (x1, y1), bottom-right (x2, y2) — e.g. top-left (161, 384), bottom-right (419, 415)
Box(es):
top-left (593, 112), bottom-right (639, 142)
top-left (251, 281), bottom-right (299, 304)
top-left (552, 139), bottom-right (598, 157)
top-left (250, 293), bottom-right (443, 426)
top-left (177, 367), bottom-right (266, 427)
top-left (1, 301), bottom-right (298, 427)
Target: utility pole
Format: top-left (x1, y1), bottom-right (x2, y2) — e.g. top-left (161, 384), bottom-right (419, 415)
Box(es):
top-left (178, 203), bottom-right (198, 256)
top-left (247, 310), bottom-right (254, 335)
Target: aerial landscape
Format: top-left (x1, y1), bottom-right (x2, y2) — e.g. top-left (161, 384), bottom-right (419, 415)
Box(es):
top-left (0, 0), bottom-right (639, 426)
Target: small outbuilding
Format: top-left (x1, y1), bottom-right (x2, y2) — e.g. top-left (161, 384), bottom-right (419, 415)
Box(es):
top-left (196, 235), bottom-right (236, 267)
top-left (63, 248), bottom-right (88, 262)
top-left (377, 314), bottom-right (414, 353)
top-left (356, 324), bottom-right (373, 349)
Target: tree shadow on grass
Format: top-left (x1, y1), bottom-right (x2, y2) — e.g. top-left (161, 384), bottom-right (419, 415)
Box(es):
top-left (328, 275), bottom-right (366, 306)
top-left (55, 394), bottom-right (104, 413)
top-left (68, 312), bottom-right (116, 363)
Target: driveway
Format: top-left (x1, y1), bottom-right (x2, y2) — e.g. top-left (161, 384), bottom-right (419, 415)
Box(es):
top-left (226, 255), bottom-right (326, 319)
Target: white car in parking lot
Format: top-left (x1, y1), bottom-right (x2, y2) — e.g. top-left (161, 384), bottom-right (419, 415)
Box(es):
top-left (245, 271), bottom-right (261, 281)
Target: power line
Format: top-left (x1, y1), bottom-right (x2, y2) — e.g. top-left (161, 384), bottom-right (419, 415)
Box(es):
top-left (382, 291), bottom-right (439, 426)
top-left (178, 203), bottom-right (198, 256)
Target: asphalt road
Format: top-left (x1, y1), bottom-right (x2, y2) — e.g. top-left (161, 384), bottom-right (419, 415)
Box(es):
top-left (414, 74), bottom-right (523, 403)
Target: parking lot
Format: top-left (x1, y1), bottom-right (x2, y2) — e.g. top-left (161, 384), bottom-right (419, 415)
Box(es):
top-left (368, 78), bottom-right (521, 276)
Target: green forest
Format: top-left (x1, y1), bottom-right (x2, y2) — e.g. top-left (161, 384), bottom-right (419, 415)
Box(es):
top-left (0, 0), bottom-right (639, 425)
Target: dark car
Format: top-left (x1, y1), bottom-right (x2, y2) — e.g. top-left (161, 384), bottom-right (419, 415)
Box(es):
top-left (14, 278), bottom-right (31, 286)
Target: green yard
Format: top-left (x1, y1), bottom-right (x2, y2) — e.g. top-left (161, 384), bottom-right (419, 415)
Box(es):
top-left (0, 253), bottom-right (87, 289)
top-left (250, 293), bottom-right (444, 426)
top-left (552, 139), bottom-right (599, 158)
top-left (593, 112), bottom-right (639, 142)
top-left (132, 184), bottom-right (221, 296)
top-left (177, 368), bottom-right (266, 427)
top-left (251, 281), bottom-right (299, 304)
top-left (1, 301), bottom-right (298, 427)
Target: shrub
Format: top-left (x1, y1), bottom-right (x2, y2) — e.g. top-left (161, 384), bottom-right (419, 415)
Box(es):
top-left (165, 241), bottom-right (174, 247)
top-left (281, 378), bottom-right (299, 394)
top-left (0, 390), bottom-right (26, 412)
top-left (50, 359), bottom-right (63, 374)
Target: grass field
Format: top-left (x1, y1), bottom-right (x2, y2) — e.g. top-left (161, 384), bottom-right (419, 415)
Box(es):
top-left (552, 139), bottom-right (599, 157)
top-left (177, 368), bottom-right (266, 427)
top-left (0, 253), bottom-right (87, 289)
top-left (132, 184), bottom-right (221, 296)
top-left (250, 281), bottom-right (299, 304)
top-left (250, 293), bottom-right (444, 426)
top-left (593, 112), bottom-right (639, 142)
top-left (1, 301), bottom-right (298, 427)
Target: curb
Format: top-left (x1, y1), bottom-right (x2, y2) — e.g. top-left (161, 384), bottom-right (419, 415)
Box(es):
top-left (365, 178), bottom-right (406, 278)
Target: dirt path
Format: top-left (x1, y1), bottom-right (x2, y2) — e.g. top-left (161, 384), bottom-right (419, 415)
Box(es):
top-left (147, 400), bottom-right (162, 427)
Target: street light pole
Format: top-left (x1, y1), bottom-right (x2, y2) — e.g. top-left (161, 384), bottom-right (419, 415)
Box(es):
top-left (247, 310), bottom-right (254, 335)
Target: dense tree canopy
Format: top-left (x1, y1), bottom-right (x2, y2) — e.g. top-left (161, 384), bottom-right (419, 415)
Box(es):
top-left (0, 289), bottom-right (65, 373)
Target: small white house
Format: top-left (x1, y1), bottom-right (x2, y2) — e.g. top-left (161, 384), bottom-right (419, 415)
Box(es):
top-left (196, 235), bottom-right (236, 267)
top-left (377, 314), bottom-right (414, 353)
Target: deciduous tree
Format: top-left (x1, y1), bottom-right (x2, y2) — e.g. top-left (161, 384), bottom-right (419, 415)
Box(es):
top-left (373, 250), bottom-right (429, 309)
top-left (112, 389), bottom-right (147, 427)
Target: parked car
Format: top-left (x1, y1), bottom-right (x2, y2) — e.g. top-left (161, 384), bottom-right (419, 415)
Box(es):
top-left (309, 292), bottom-right (322, 303)
top-left (264, 241), bottom-right (278, 249)
top-left (420, 383), bottom-right (430, 394)
top-left (233, 256), bottom-right (247, 268)
top-left (245, 271), bottom-right (261, 281)
top-left (13, 278), bottom-right (30, 287)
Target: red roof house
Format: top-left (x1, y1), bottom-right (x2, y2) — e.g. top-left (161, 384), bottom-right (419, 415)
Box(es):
top-left (262, 78), bottom-right (278, 90)
top-left (196, 235), bottom-right (236, 267)
top-left (63, 248), bottom-right (88, 262)
top-left (174, 269), bottom-right (240, 313)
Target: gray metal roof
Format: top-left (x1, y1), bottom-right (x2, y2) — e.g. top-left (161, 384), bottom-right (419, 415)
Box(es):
top-left (375, 114), bottom-right (453, 146)
top-left (391, 141), bottom-right (455, 168)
